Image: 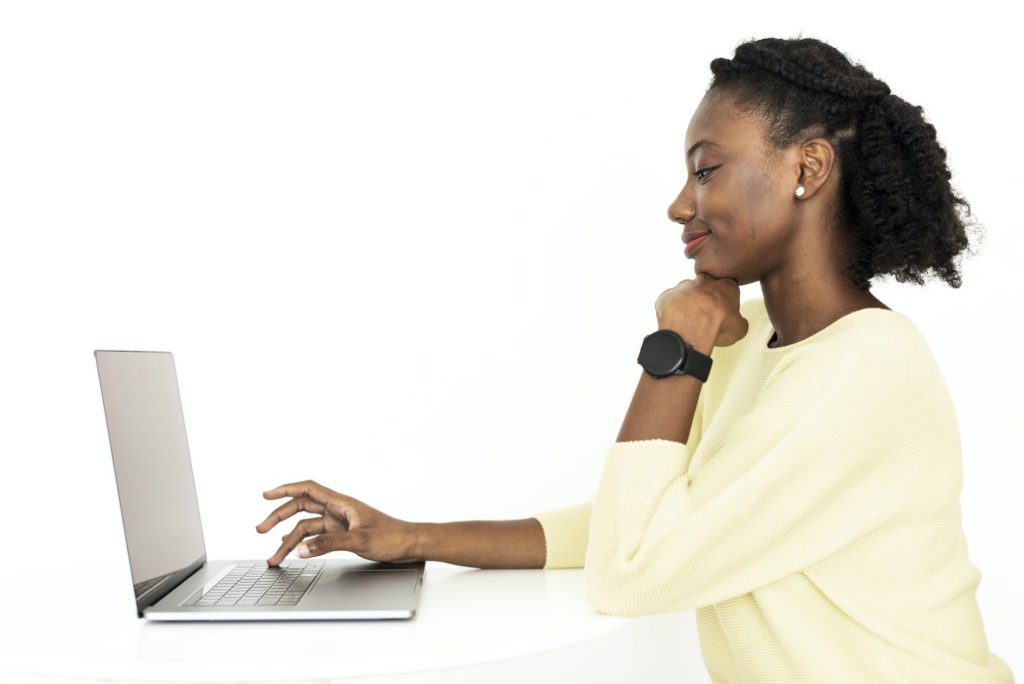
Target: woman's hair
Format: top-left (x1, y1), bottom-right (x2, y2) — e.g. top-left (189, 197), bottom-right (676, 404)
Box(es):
top-left (706, 36), bottom-right (982, 289)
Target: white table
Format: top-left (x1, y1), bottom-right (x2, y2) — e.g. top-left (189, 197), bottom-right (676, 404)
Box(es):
top-left (0, 560), bottom-right (709, 683)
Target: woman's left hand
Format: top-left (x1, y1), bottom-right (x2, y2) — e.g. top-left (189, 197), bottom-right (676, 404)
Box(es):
top-left (654, 272), bottom-right (749, 348)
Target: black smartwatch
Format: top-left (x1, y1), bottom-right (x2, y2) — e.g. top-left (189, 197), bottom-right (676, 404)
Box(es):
top-left (637, 329), bottom-right (713, 381)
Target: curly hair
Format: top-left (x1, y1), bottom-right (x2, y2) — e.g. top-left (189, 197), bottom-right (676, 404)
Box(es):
top-left (705, 36), bottom-right (982, 289)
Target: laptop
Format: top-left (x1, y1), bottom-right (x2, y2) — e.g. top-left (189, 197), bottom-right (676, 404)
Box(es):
top-left (94, 350), bottom-right (425, 621)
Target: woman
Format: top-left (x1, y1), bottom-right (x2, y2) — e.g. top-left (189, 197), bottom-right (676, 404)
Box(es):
top-left (254, 37), bottom-right (1014, 683)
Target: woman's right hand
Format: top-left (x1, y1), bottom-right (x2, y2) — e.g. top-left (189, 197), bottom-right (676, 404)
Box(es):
top-left (255, 479), bottom-right (421, 566)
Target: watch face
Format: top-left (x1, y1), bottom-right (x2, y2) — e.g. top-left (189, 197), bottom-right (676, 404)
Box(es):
top-left (639, 330), bottom-right (683, 375)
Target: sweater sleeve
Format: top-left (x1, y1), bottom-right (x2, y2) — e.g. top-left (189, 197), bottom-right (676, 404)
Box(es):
top-left (533, 501), bottom-right (592, 569)
top-left (584, 333), bottom-right (940, 616)
top-left (533, 384), bottom-right (708, 569)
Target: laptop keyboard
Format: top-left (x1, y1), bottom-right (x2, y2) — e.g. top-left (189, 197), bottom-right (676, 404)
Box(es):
top-left (195, 562), bottom-right (325, 607)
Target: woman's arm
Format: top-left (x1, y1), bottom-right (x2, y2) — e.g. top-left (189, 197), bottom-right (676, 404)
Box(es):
top-left (412, 518), bottom-right (546, 569)
top-left (410, 284), bottom-right (724, 570)
top-left (617, 317), bottom-right (717, 444)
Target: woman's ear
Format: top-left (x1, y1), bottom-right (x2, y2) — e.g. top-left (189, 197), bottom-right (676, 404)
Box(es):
top-left (793, 136), bottom-right (837, 200)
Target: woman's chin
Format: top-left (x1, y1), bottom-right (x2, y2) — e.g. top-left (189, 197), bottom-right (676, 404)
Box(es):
top-left (695, 266), bottom-right (746, 284)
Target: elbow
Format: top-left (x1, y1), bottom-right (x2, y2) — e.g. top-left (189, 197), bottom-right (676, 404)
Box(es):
top-left (584, 562), bottom-right (643, 617)
top-left (585, 556), bottom-right (701, 616)
top-left (584, 536), bottom-right (683, 616)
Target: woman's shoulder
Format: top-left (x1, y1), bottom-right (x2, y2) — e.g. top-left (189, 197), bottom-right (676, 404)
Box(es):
top-left (738, 296), bottom-right (923, 349)
top-left (725, 296), bottom-right (938, 384)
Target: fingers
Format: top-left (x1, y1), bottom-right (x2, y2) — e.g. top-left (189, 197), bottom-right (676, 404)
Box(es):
top-left (267, 530), bottom-right (343, 567)
top-left (281, 516), bottom-right (326, 550)
top-left (262, 479), bottom-right (333, 503)
top-left (297, 532), bottom-right (344, 560)
top-left (266, 516), bottom-right (327, 567)
top-left (255, 496), bottom-right (326, 534)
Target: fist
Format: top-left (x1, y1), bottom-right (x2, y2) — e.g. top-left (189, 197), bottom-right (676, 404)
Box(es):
top-left (654, 273), bottom-right (749, 348)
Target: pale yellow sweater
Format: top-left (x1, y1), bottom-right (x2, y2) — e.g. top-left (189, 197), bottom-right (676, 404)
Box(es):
top-left (534, 296), bottom-right (1014, 683)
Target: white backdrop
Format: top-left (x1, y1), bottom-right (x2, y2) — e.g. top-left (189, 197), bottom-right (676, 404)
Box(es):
top-left (1, 0), bottom-right (1020, 678)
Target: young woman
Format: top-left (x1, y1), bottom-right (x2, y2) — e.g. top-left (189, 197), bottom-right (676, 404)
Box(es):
top-left (255, 36), bottom-right (1014, 683)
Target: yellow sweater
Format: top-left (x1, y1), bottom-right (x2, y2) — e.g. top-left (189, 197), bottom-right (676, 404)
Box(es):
top-left (533, 296), bottom-right (1014, 683)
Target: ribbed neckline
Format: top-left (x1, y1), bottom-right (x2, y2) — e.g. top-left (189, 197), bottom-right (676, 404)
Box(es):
top-left (761, 305), bottom-right (909, 353)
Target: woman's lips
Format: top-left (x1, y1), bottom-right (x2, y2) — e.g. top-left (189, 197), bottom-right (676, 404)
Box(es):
top-left (684, 232), bottom-right (711, 257)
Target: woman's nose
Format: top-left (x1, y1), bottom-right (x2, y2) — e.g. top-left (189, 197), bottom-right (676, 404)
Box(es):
top-left (667, 193), bottom-right (694, 225)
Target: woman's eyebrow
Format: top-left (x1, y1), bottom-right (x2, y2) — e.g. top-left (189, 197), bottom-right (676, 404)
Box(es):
top-left (687, 139), bottom-right (722, 161)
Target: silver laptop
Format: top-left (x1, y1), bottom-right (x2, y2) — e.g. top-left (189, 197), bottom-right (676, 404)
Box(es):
top-left (94, 350), bottom-right (425, 621)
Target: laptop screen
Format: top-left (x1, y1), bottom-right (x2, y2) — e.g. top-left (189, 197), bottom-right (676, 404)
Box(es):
top-left (95, 351), bottom-right (207, 614)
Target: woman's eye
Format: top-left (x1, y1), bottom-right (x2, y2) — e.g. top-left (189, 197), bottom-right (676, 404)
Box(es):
top-left (695, 166), bottom-right (716, 183)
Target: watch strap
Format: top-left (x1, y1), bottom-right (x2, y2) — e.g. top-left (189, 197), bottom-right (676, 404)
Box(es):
top-left (676, 337), bottom-right (712, 381)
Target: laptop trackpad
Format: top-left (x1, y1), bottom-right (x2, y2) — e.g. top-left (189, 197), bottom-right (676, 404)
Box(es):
top-left (312, 566), bottom-right (420, 602)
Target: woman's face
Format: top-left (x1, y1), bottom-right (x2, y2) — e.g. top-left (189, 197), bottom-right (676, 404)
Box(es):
top-left (668, 91), bottom-right (803, 286)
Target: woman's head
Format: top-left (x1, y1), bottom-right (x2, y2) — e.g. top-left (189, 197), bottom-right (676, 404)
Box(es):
top-left (668, 36), bottom-right (981, 291)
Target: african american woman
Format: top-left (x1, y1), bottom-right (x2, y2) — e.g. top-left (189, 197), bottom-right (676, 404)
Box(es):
top-left (257, 37), bottom-right (1015, 683)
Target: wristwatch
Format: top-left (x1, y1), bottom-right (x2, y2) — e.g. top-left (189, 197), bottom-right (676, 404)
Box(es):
top-left (637, 329), bottom-right (713, 381)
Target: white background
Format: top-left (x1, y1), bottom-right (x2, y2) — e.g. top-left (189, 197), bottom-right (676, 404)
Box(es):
top-left (1, 0), bottom-right (1020, 679)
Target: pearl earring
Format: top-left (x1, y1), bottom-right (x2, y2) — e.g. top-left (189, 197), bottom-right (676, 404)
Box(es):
top-left (794, 185), bottom-right (806, 198)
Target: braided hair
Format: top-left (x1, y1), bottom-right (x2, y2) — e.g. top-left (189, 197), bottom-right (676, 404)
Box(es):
top-left (705, 36), bottom-right (981, 289)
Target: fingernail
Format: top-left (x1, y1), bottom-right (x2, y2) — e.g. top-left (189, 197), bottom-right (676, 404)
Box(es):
top-left (296, 543), bottom-right (310, 558)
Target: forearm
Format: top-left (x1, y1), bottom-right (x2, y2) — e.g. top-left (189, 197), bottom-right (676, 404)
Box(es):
top-left (412, 518), bottom-right (546, 569)
top-left (617, 318), bottom-right (717, 444)
top-left (409, 321), bottom-right (715, 569)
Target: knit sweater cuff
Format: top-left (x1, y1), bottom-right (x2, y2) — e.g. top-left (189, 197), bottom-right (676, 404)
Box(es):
top-left (534, 501), bottom-right (592, 569)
